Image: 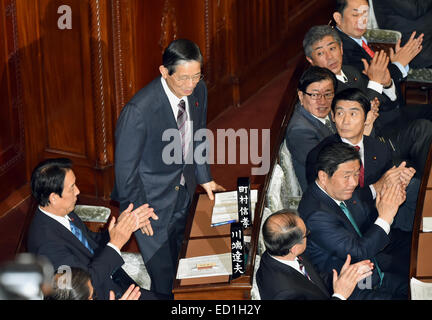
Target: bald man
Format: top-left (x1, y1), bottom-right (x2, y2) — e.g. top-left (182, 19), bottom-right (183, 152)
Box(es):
top-left (256, 210), bottom-right (373, 300)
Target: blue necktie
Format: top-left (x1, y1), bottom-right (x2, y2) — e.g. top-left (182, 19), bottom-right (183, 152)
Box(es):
top-left (339, 202), bottom-right (384, 286)
top-left (69, 220), bottom-right (94, 254)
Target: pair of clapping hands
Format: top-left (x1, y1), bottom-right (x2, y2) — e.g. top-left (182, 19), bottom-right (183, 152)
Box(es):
top-left (374, 161), bottom-right (415, 225)
top-left (362, 31), bottom-right (424, 87)
top-left (333, 254), bottom-right (374, 299)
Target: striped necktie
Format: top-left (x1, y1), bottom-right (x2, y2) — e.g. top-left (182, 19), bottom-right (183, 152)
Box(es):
top-left (177, 99), bottom-right (187, 185)
top-left (339, 202), bottom-right (383, 285)
top-left (69, 220), bottom-right (94, 254)
top-left (324, 118), bottom-right (335, 134)
top-left (362, 40), bottom-right (375, 58)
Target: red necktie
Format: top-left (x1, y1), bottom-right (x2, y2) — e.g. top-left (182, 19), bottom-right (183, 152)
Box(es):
top-left (354, 146), bottom-right (365, 187)
top-left (362, 40), bottom-right (375, 58)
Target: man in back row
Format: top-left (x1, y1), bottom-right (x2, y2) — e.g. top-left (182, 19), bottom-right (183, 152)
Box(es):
top-left (333, 0), bottom-right (432, 127)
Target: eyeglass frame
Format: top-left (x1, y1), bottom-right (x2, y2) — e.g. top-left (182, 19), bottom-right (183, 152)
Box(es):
top-left (302, 91), bottom-right (335, 101)
top-left (303, 229), bottom-right (311, 239)
top-left (171, 73), bottom-right (204, 83)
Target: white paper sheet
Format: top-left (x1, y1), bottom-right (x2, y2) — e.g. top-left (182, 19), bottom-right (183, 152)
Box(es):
top-left (411, 277), bottom-right (432, 300)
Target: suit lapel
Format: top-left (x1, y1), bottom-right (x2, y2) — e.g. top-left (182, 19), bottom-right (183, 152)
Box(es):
top-left (299, 255), bottom-right (330, 297)
top-left (310, 183), bottom-right (360, 235)
top-left (37, 209), bottom-right (94, 257)
top-left (297, 104), bottom-right (334, 137)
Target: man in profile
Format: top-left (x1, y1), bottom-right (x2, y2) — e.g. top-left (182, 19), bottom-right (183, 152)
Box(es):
top-left (257, 209), bottom-right (373, 300)
top-left (27, 158), bottom-right (163, 300)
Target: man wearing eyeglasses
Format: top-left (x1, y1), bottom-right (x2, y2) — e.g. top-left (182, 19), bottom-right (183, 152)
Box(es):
top-left (112, 39), bottom-right (224, 298)
top-left (285, 66), bottom-right (339, 191)
top-left (256, 210), bottom-right (374, 300)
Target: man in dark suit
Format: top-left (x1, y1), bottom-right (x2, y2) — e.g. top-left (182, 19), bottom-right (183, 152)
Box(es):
top-left (256, 210), bottom-right (373, 300)
top-left (333, 0), bottom-right (423, 84)
top-left (299, 142), bottom-right (411, 299)
top-left (111, 39), bottom-right (224, 296)
top-left (285, 66), bottom-right (338, 191)
top-left (333, 0), bottom-right (432, 124)
top-left (27, 158), bottom-right (163, 300)
top-left (373, 0), bottom-right (432, 68)
top-left (303, 24), bottom-right (432, 177)
top-left (306, 88), bottom-right (418, 232)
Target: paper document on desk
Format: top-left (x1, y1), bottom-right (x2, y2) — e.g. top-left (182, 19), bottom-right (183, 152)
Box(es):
top-left (211, 190), bottom-right (258, 226)
top-left (176, 253), bottom-right (232, 279)
top-left (410, 277), bottom-right (432, 300)
top-left (422, 217), bottom-right (432, 232)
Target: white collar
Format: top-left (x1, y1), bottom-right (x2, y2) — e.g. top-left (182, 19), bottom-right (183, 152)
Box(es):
top-left (39, 206), bottom-right (71, 231)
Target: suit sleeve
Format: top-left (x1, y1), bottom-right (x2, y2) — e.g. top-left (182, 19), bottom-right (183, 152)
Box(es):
top-left (113, 102), bottom-right (148, 208)
top-left (307, 210), bottom-right (390, 263)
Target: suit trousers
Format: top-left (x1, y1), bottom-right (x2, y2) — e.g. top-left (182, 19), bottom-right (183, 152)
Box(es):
top-left (145, 184), bottom-right (191, 297)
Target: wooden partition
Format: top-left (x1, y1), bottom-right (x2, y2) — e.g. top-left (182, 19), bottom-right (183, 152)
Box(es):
top-left (409, 144), bottom-right (432, 284)
top-left (172, 58), bottom-right (308, 299)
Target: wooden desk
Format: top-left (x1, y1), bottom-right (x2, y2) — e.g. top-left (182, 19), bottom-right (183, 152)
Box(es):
top-left (173, 192), bottom-right (255, 300)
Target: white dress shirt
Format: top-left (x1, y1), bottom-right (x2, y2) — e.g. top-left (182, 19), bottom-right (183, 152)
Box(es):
top-left (315, 182), bottom-right (391, 234)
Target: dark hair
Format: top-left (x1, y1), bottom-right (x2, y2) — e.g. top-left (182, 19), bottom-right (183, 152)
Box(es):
top-left (331, 88), bottom-right (371, 117)
top-left (31, 158), bottom-right (72, 207)
top-left (46, 267), bottom-right (92, 300)
top-left (303, 25), bottom-right (342, 58)
top-left (298, 66), bottom-right (338, 93)
top-left (262, 210), bottom-right (303, 256)
top-left (335, 0), bottom-right (348, 15)
top-left (162, 39), bottom-right (203, 75)
top-left (316, 142), bottom-right (361, 178)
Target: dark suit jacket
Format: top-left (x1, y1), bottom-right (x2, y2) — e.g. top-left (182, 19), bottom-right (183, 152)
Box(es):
top-left (373, 0), bottom-right (432, 68)
top-left (111, 77), bottom-right (212, 262)
top-left (256, 251), bottom-right (336, 300)
top-left (298, 183), bottom-right (390, 288)
top-left (285, 102), bottom-right (336, 191)
top-left (336, 28), bottom-right (405, 85)
top-left (27, 209), bottom-right (128, 300)
top-left (305, 134), bottom-right (393, 187)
